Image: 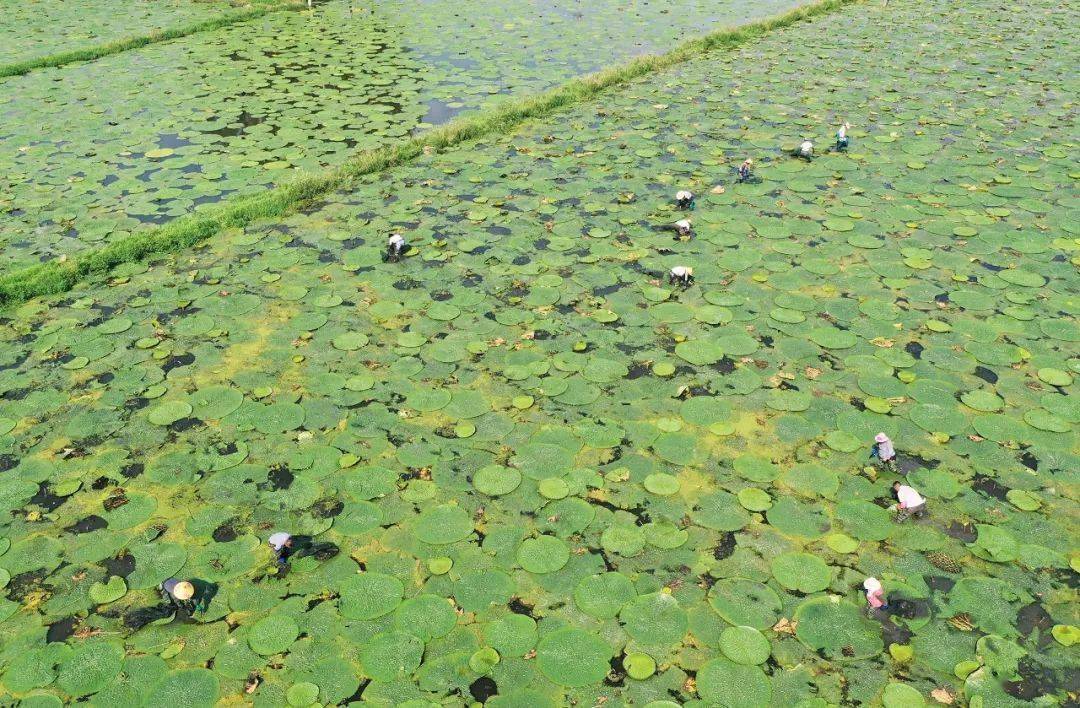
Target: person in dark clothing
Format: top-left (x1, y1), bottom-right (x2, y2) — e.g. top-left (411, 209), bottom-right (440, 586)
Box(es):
top-left (836, 122), bottom-right (851, 151)
top-left (384, 233), bottom-right (406, 263)
top-left (675, 190), bottom-right (695, 210)
top-left (736, 159), bottom-right (753, 183)
top-left (268, 532), bottom-right (294, 567)
top-left (158, 578), bottom-right (217, 614)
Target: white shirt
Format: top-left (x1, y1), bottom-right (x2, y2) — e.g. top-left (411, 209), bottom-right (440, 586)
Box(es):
top-left (800, 141), bottom-right (814, 155)
top-left (268, 532), bottom-right (292, 550)
top-left (675, 219), bottom-right (692, 231)
top-left (671, 266), bottom-right (690, 278)
top-left (896, 485), bottom-right (925, 509)
top-left (676, 190), bottom-right (693, 201)
top-left (837, 126), bottom-right (847, 139)
top-left (388, 234), bottom-right (404, 248)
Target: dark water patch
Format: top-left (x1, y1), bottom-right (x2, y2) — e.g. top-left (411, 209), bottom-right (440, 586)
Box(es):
top-left (422, 99), bottom-right (466, 126)
top-left (880, 618), bottom-right (913, 646)
top-left (313, 498), bottom-right (344, 518)
top-left (124, 604), bottom-right (175, 630)
top-left (1, 387), bottom-right (30, 401)
top-left (66, 515), bottom-right (108, 534)
top-left (626, 363), bottom-right (651, 380)
top-left (469, 677), bottom-right (498, 702)
top-left (1004, 658), bottom-right (1062, 701)
top-left (1017, 603), bottom-right (1054, 642)
top-left (103, 553), bottom-right (135, 577)
top-left (592, 283), bottom-right (623, 297)
top-left (6, 569), bottom-right (48, 601)
top-left (889, 597), bottom-right (930, 621)
top-left (91, 476), bottom-right (114, 491)
top-left (605, 655), bottom-right (626, 687)
top-left (974, 366), bottom-right (998, 384)
top-left (46, 616), bottom-right (79, 643)
top-left (934, 292), bottom-right (950, 304)
top-left (896, 452), bottom-right (940, 474)
top-left (124, 396), bottom-right (150, 411)
top-left (121, 463), bottom-right (144, 479)
top-left (712, 357), bottom-right (736, 374)
top-left (759, 335), bottom-right (774, 348)
top-left (713, 532), bottom-right (736, 560)
top-left (168, 417), bottom-right (204, 433)
top-left (924, 575), bottom-right (955, 593)
top-left (904, 342), bottom-right (924, 360)
top-left (0, 455), bottom-right (18, 472)
top-left (972, 474), bottom-right (1009, 501)
top-left (431, 290), bottom-right (452, 302)
top-left (267, 466), bottom-right (293, 491)
top-left (213, 523), bottom-right (238, 543)
top-left (508, 597), bottom-right (538, 619)
top-left (30, 483), bottom-right (68, 512)
top-left (945, 521), bottom-right (977, 543)
top-left (1019, 451), bottom-right (1038, 471)
top-left (393, 278), bottom-right (422, 290)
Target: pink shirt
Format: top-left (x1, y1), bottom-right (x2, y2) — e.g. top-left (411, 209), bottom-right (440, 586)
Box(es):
top-left (896, 485), bottom-right (925, 509)
top-left (866, 588), bottom-right (886, 608)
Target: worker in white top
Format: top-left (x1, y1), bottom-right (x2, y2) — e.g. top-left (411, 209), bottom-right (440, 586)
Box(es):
top-left (268, 532), bottom-right (294, 567)
top-left (795, 140), bottom-right (814, 161)
top-left (892, 482), bottom-right (927, 522)
top-left (836, 122), bottom-right (851, 151)
top-left (669, 266), bottom-right (694, 287)
top-left (674, 219), bottom-right (693, 240)
top-left (675, 190), bottom-right (695, 210)
top-left (385, 233), bottom-right (406, 263)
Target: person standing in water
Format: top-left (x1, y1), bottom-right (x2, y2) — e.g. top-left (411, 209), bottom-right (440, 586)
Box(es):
top-left (675, 190), bottom-right (695, 210)
top-left (737, 159), bottom-right (753, 183)
top-left (836, 122), bottom-right (851, 151)
top-left (669, 266), bottom-right (694, 288)
top-left (795, 140), bottom-right (814, 161)
top-left (384, 233), bottom-right (406, 263)
top-left (870, 432), bottom-right (897, 469)
top-left (863, 577), bottom-right (889, 615)
top-left (268, 532), bottom-right (294, 567)
top-left (893, 482), bottom-right (928, 522)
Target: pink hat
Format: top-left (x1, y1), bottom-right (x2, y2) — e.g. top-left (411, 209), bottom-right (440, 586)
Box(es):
top-left (875, 433), bottom-right (889, 443)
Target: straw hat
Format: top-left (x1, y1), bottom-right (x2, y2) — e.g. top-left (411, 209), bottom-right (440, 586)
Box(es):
top-left (676, 190), bottom-right (693, 201)
top-left (174, 581), bottom-right (195, 600)
top-left (875, 432), bottom-right (889, 443)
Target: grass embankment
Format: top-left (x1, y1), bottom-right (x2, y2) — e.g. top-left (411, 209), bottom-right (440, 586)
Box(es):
top-left (0, 0), bottom-right (304, 80)
top-left (0, 0), bottom-right (860, 309)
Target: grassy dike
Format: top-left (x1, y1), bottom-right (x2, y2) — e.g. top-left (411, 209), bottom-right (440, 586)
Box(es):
top-left (0, 0), bottom-right (860, 309)
top-left (0, 1), bottom-right (304, 80)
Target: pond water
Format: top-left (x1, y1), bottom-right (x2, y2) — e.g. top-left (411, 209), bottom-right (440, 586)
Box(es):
top-left (0, 0), bottom-right (806, 272)
top-left (0, 0), bottom-right (1076, 704)
top-left (0, 0), bottom-right (240, 65)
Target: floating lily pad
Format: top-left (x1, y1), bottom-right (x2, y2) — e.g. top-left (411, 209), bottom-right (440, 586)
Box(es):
top-left (536, 628), bottom-right (612, 687)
